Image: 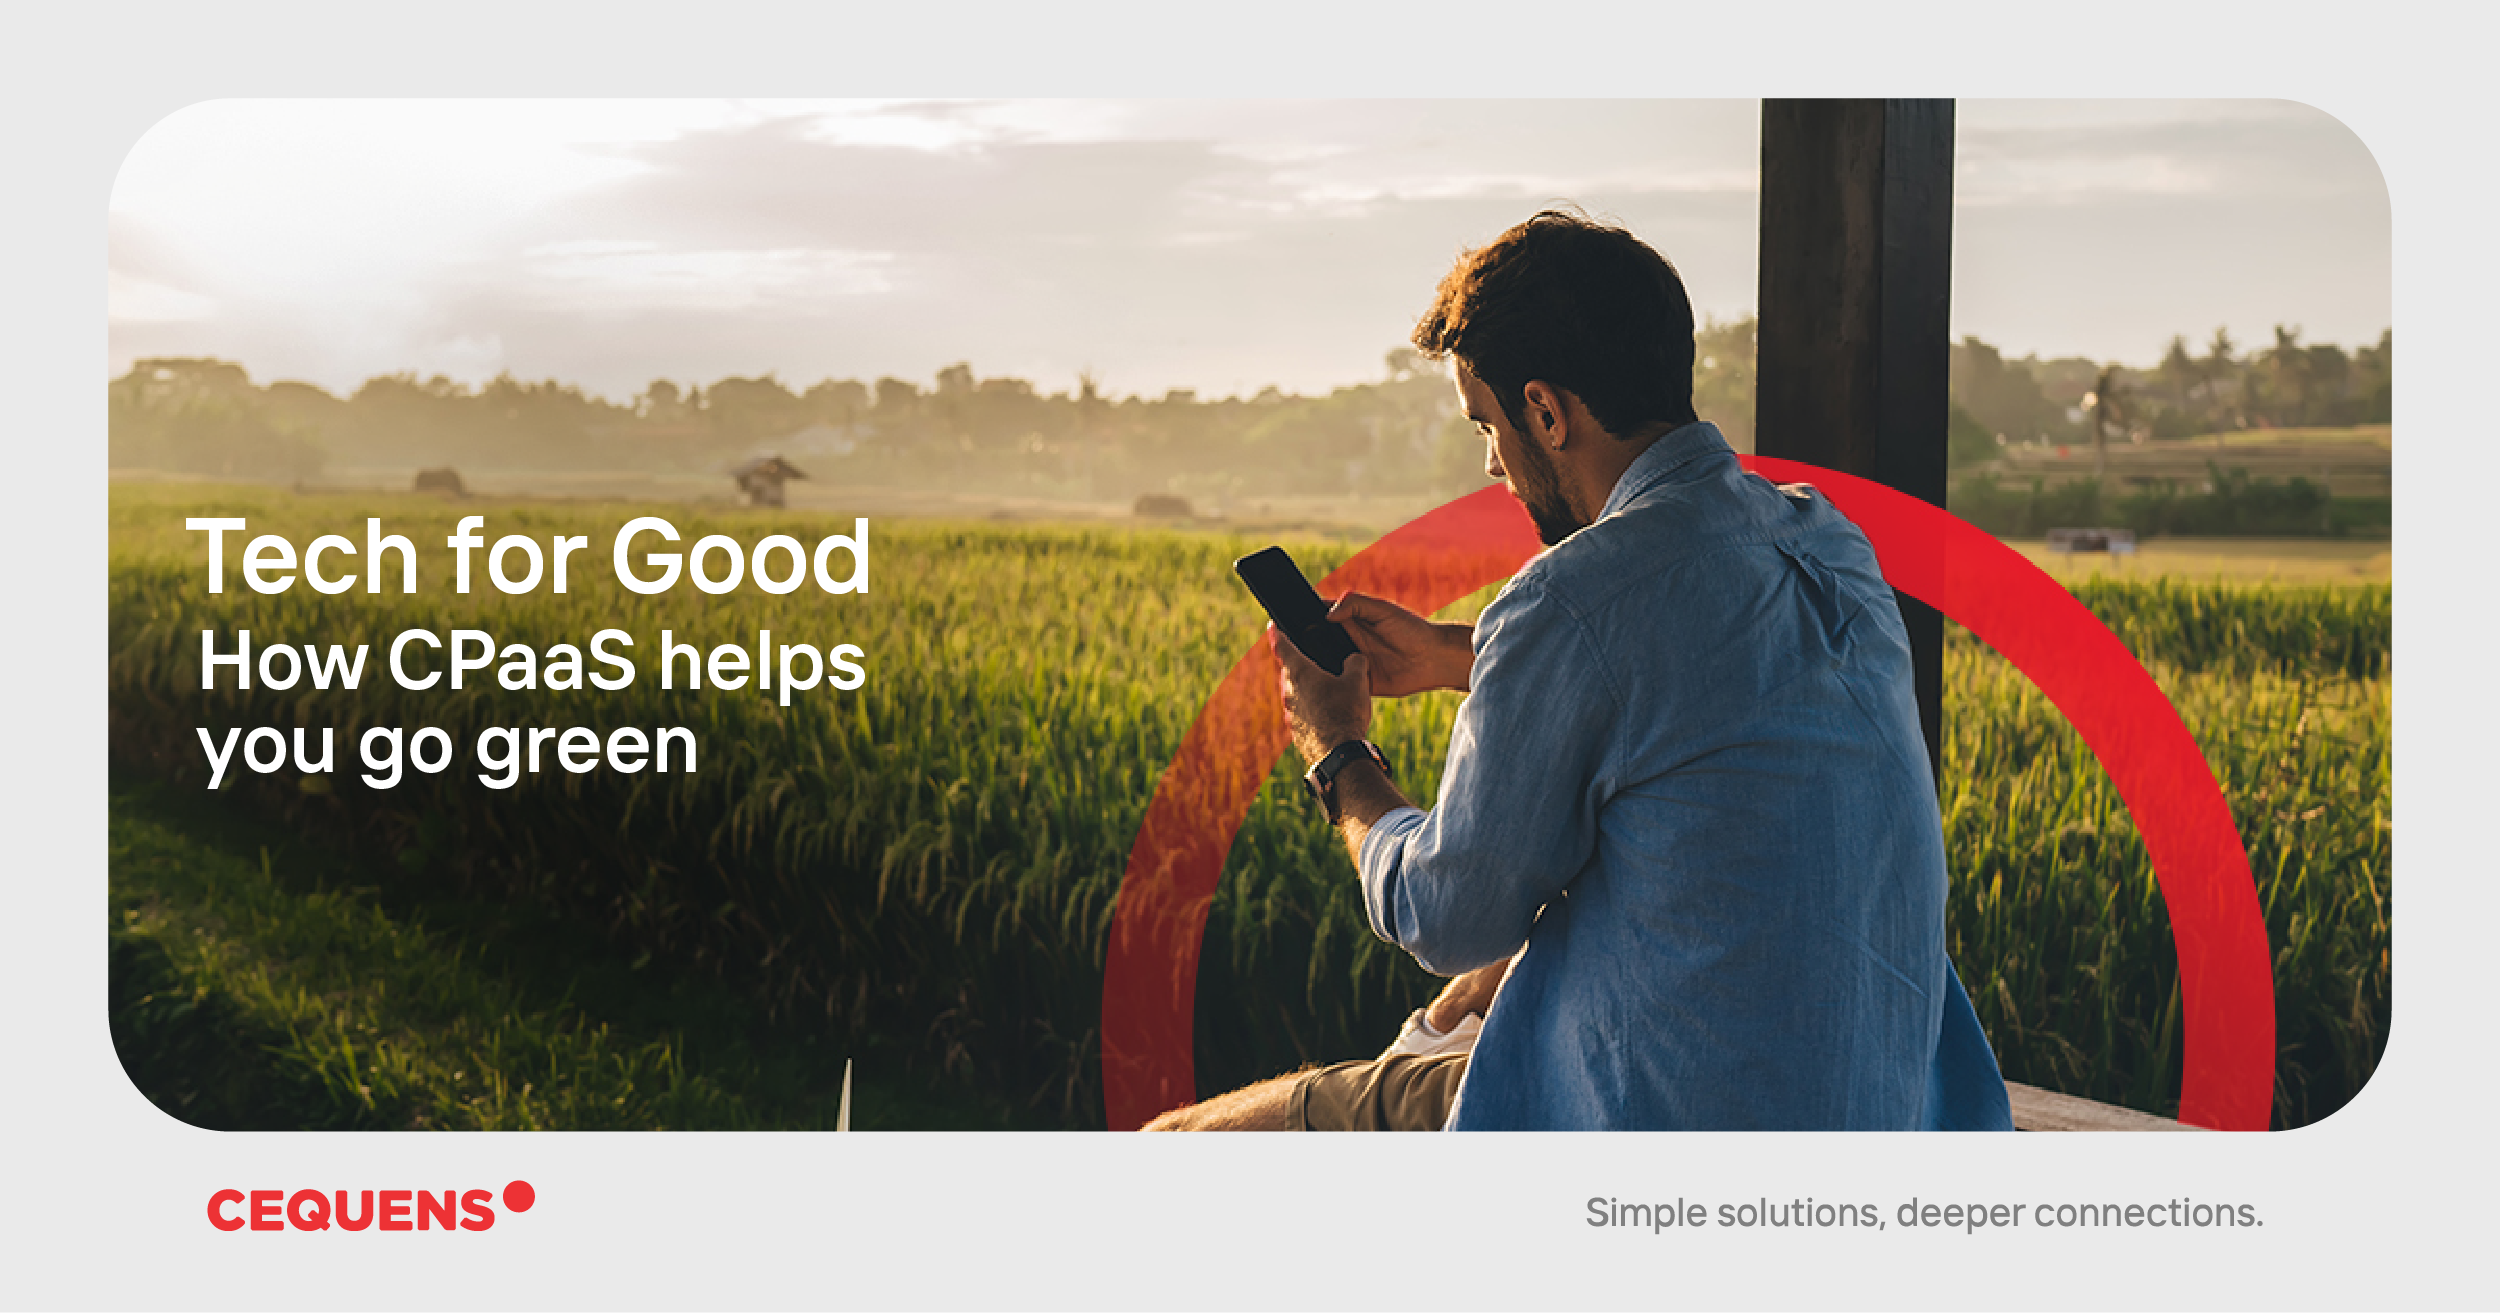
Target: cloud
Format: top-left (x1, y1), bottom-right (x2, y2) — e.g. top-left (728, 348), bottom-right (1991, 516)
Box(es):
top-left (510, 241), bottom-right (901, 313)
top-left (1957, 106), bottom-right (2386, 208)
top-left (108, 270), bottom-right (213, 324)
top-left (369, 107), bottom-right (1763, 397)
top-left (104, 99), bottom-right (2383, 396)
top-left (1948, 103), bottom-right (2389, 361)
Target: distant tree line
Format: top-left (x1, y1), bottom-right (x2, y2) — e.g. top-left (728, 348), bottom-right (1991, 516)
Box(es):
top-left (1947, 325), bottom-right (2393, 461)
top-left (108, 321), bottom-right (2387, 507)
top-left (1938, 326), bottom-right (2392, 538)
top-left (109, 351), bottom-right (1492, 504)
top-left (108, 359), bottom-right (329, 482)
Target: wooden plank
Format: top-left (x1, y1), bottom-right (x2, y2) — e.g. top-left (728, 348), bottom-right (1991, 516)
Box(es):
top-left (2006, 1080), bottom-right (2209, 1132)
top-left (1756, 98), bottom-right (1957, 781)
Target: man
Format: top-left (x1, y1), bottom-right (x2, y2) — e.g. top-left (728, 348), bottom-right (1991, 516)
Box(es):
top-left (1147, 209), bottom-right (2011, 1132)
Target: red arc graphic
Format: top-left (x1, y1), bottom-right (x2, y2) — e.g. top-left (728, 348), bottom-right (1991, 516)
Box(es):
top-left (1101, 462), bottom-right (2273, 1132)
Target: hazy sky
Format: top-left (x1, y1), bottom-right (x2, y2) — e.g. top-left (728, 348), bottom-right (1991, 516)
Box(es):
top-left (107, 99), bottom-right (2390, 402)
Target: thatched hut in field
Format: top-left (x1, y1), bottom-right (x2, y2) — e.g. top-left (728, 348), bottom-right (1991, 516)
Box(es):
top-left (414, 467), bottom-right (466, 496)
top-left (732, 454), bottom-right (807, 508)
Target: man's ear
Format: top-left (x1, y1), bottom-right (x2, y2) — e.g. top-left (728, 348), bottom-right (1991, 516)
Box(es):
top-left (1521, 379), bottom-right (1570, 449)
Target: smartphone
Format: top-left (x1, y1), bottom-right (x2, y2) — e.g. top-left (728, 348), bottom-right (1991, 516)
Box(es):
top-left (1233, 546), bottom-right (1361, 676)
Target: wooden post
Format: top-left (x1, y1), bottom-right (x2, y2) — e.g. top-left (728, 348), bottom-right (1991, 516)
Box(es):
top-left (1755, 98), bottom-right (1955, 782)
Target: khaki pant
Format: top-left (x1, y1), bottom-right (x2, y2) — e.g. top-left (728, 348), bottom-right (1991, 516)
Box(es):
top-left (1287, 1052), bottom-right (1469, 1131)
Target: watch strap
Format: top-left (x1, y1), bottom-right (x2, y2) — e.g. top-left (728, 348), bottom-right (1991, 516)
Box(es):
top-left (1303, 739), bottom-right (1390, 822)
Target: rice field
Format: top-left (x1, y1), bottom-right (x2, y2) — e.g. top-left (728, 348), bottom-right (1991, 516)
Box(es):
top-left (106, 482), bottom-right (2391, 1128)
top-left (2007, 537), bottom-right (2390, 587)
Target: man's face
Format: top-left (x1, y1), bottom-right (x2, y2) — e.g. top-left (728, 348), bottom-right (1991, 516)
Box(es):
top-left (1457, 364), bottom-right (1581, 547)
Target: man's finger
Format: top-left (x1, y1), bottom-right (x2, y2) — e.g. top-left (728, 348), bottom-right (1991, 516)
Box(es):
top-left (1327, 591), bottom-right (1388, 623)
top-left (1333, 615), bottom-right (1384, 654)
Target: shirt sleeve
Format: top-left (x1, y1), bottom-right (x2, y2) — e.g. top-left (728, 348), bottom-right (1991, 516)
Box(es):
top-left (1357, 577), bottom-right (1624, 975)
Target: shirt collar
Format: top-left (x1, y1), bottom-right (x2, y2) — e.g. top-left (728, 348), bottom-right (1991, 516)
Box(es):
top-left (1597, 420), bottom-right (1733, 521)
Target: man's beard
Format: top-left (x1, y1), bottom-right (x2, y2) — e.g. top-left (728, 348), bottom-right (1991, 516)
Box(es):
top-left (1504, 436), bottom-right (1585, 547)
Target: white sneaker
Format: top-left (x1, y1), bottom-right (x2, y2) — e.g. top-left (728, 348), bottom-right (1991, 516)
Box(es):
top-left (1381, 1008), bottom-right (1483, 1059)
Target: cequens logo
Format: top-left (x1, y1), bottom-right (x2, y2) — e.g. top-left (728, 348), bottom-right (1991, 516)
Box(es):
top-left (207, 1180), bottom-right (535, 1232)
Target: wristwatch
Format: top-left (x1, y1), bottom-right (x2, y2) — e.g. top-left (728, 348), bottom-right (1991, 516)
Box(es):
top-left (1303, 739), bottom-right (1391, 823)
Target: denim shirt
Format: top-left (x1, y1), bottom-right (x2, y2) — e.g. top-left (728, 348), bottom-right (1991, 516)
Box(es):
top-left (1359, 422), bottom-right (2014, 1131)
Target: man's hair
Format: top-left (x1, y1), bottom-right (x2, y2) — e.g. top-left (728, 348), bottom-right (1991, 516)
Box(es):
top-left (1411, 208), bottom-right (1699, 439)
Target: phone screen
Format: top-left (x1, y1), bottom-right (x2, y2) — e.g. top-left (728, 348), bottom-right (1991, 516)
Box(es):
top-left (1233, 546), bottom-right (1361, 676)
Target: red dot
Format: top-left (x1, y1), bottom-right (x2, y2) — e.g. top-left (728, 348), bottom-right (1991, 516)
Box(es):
top-left (503, 1180), bottom-right (535, 1213)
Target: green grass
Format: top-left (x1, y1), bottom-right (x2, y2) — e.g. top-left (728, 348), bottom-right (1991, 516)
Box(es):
top-left (1941, 627), bottom-right (2389, 1126)
top-left (109, 776), bottom-right (1045, 1130)
top-left (2064, 576), bottom-right (2389, 682)
top-left (107, 482), bottom-right (2392, 1129)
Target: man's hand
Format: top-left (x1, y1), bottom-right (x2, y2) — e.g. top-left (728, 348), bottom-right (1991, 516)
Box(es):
top-left (1276, 612), bottom-right (1421, 871)
top-left (1425, 954), bottom-right (1516, 1032)
top-left (1273, 624), bottom-right (1373, 768)
top-left (1327, 592), bottom-right (1477, 697)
